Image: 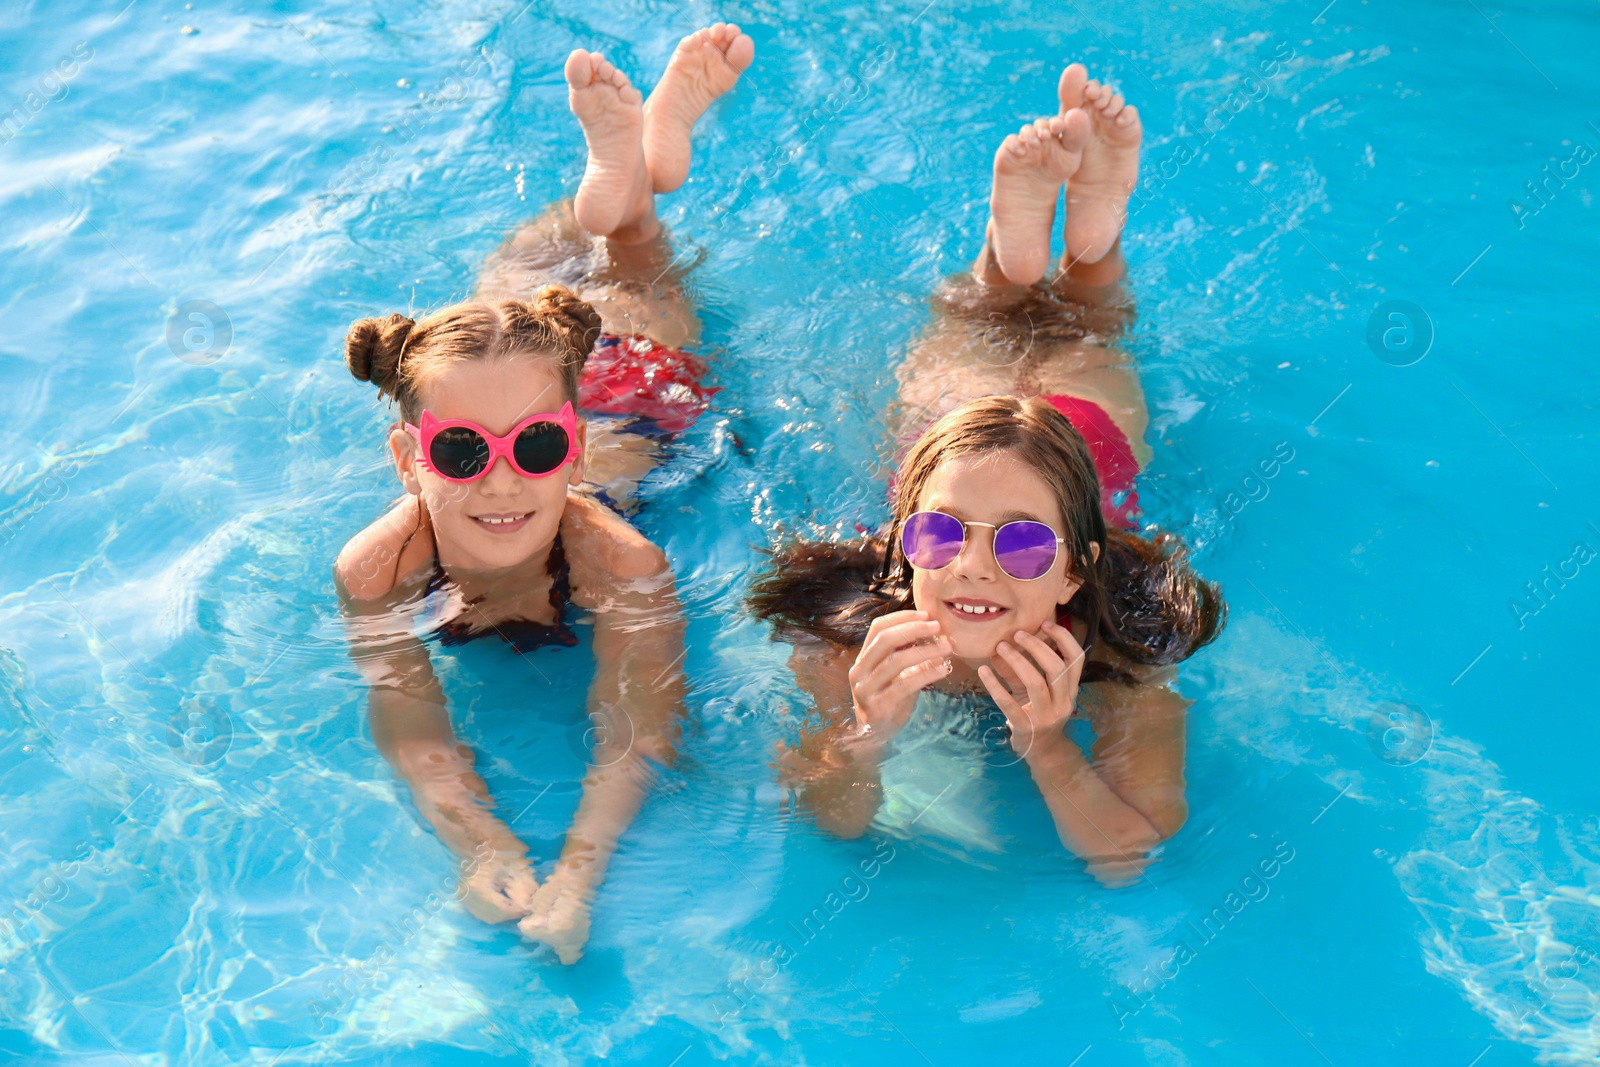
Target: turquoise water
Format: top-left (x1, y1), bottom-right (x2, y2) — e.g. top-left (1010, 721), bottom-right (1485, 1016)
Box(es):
top-left (3, 0), bottom-right (1598, 1063)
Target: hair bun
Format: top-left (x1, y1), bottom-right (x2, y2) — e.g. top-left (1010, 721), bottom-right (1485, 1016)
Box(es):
top-left (531, 284), bottom-right (603, 357)
top-left (345, 313), bottom-right (415, 396)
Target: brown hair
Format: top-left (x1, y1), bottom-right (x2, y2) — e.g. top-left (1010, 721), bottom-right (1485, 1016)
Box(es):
top-left (344, 283), bottom-right (603, 418)
top-left (748, 395), bottom-right (1226, 683)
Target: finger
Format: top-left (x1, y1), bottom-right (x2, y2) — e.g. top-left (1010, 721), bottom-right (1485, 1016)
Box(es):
top-left (1014, 629), bottom-right (1073, 706)
top-left (995, 640), bottom-right (1051, 715)
top-left (856, 624), bottom-right (945, 681)
top-left (988, 651), bottom-right (1023, 692)
top-left (857, 618), bottom-right (944, 674)
top-left (977, 664), bottom-right (1023, 717)
top-left (1013, 630), bottom-right (1067, 681)
top-left (1043, 620), bottom-right (1087, 688)
top-left (860, 642), bottom-right (951, 697)
top-left (865, 609), bottom-right (929, 634)
top-left (881, 657), bottom-right (953, 706)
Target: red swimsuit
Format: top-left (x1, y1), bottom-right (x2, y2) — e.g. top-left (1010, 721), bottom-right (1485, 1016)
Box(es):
top-left (1041, 394), bottom-right (1142, 530)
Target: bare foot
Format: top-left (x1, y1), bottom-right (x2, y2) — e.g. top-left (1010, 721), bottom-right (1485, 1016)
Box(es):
top-left (459, 854), bottom-right (540, 925)
top-left (566, 49), bottom-right (653, 239)
top-left (641, 23), bottom-right (754, 194)
top-left (987, 112), bottom-right (1091, 286)
top-left (1058, 69), bottom-right (1142, 266)
top-left (518, 872), bottom-right (593, 964)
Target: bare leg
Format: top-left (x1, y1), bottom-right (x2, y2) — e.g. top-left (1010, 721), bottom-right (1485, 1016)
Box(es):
top-left (895, 64), bottom-right (1150, 465)
top-left (476, 27), bottom-right (752, 504)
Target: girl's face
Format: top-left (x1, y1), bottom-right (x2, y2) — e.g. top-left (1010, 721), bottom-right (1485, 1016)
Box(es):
top-left (908, 450), bottom-right (1082, 663)
top-left (388, 355), bottom-right (585, 571)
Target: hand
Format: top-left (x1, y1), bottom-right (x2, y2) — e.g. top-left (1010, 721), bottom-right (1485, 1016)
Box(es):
top-left (459, 851), bottom-right (540, 925)
top-left (847, 610), bottom-right (952, 745)
top-left (518, 869), bottom-right (593, 965)
top-left (978, 620), bottom-right (1086, 758)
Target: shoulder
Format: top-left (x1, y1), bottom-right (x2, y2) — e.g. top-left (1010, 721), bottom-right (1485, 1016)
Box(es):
top-left (334, 494), bottom-right (435, 602)
top-left (561, 492), bottom-right (672, 592)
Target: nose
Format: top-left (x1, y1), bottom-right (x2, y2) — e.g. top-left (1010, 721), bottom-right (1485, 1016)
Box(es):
top-left (948, 523), bottom-right (998, 582)
top-left (476, 451), bottom-right (523, 495)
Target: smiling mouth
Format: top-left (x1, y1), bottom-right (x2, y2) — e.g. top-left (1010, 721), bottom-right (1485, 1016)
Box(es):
top-left (945, 599), bottom-right (1008, 620)
top-left (471, 511), bottom-right (532, 533)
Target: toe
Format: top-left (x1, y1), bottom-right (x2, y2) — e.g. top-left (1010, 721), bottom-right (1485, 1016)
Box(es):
top-left (564, 50), bottom-right (590, 87)
top-left (1064, 107), bottom-right (1091, 135)
top-left (1061, 107), bottom-right (1091, 147)
top-left (1057, 62), bottom-right (1088, 109)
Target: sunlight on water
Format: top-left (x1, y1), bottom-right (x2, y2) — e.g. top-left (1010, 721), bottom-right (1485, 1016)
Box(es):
top-left (1, 0), bottom-right (1597, 1063)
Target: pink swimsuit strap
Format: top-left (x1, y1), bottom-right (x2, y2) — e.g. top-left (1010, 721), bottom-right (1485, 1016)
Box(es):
top-left (1042, 394), bottom-right (1142, 530)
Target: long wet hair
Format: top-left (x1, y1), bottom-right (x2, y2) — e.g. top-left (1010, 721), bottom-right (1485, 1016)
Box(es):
top-left (748, 395), bottom-right (1226, 684)
top-left (343, 283), bottom-right (603, 420)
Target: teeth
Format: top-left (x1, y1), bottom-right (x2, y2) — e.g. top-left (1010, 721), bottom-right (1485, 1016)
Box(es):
top-left (951, 603), bottom-right (1003, 616)
top-left (476, 514), bottom-right (528, 526)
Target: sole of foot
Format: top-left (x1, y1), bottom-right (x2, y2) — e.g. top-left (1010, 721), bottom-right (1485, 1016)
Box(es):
top-left (642, 22), bottom-right (754, 194)
top-left (567, 49), bottom-right (650, 237)
top-left (988, 111), bottom-right (1091, 286)
top-left (1058, 66), bottom-right (1142, 266)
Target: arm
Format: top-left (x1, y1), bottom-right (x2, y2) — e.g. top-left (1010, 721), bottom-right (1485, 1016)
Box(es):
top-left (519, 502), bottom-right (688, 962)
top-left (775, 611), bottom-right (952, 839)
top-left (335, 524), bottom-right (539, 923)
top-left (982, 624), bottom-right (1185, 886)
top-left (776, 639), bottom-right (889, 839)
top-left (1082, 669), bottom-right (1189, 840)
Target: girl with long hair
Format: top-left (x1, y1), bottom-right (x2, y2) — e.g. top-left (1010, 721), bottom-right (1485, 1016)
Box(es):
top-left (750, 65), bottom-right (1224, 885)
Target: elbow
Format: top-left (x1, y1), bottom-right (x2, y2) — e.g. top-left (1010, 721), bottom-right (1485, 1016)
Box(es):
top-left (1079, 799), bottom-right (1186, 886)
top-left (389, 739), bottom-right (474, 784)
top-left (803, 788), bottom-right (882, 841)
top-left (815, 813), bottom-right (874, 841)
top-left (1145, 795), bottom-right (1188, 843)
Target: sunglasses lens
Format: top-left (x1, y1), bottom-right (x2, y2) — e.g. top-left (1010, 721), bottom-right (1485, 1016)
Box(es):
top-left (429, 427), bottom-right (492, 480)
top-left (901, 511), bottom-right (965, 571)
top-left (994, 521), bottom-right (1060, 580)
top-left (514, 421), bottom-right (570, 475)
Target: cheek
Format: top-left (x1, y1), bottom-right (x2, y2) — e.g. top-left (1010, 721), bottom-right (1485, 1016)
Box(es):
top-left (419, 474), bottom-right (474, 513)
top-left (909, 569), bottom-right (943, 611)
top-left (1011, 582), bottom-right (1061, 629)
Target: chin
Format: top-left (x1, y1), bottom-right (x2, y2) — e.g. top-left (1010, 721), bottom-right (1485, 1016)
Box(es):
top-left (949, 633), bottom-right (1002, 662)
top-left (449, 521), bottom-right (556, 568)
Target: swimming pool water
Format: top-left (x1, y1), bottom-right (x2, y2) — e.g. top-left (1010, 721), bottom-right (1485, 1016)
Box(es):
top-left (2, 0), bottom-right (1598, 1063)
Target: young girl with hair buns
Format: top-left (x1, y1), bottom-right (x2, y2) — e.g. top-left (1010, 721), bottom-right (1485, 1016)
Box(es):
top-left (335, 25), bottom-right (753, 963)
top-left (750, 64), bottom-right (1224, 885)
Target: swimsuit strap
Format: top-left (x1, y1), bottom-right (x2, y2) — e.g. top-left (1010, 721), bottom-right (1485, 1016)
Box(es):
top-left (546, 529), bottom-right (573, 621)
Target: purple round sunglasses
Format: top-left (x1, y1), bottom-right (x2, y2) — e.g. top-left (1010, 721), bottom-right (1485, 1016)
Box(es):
top-left (899, 510), bottom-right (1067, 582)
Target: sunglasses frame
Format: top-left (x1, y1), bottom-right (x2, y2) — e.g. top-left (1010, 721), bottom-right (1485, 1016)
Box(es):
top-left (899, 509), bottom-right (1069, 582)
top-left (402, 402), bottom-right (580, 484)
